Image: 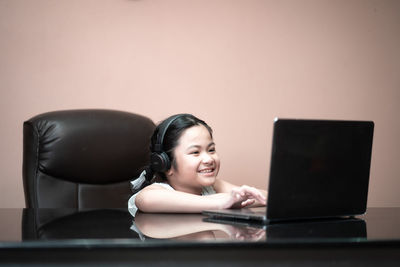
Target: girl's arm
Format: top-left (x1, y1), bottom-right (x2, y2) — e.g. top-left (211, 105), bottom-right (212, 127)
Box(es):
top-left (214, 179), bottom-right (268, 207)
top-left (135, 184), bottom-right (266, 213)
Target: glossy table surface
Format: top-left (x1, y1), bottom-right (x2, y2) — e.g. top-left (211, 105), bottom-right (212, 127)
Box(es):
top-left (1, 207), bottom-right (400, 265)
top-left (0, 207), bottom-right (400, 247)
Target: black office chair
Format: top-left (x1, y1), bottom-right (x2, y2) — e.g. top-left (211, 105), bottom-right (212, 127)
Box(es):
top-left (22, 109), bottom-right (155, 208)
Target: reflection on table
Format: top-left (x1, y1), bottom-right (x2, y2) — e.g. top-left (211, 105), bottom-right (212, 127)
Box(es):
top-left (22, 208), bottom-right (139, 240)
top-left (133, 212), bottom-right (265, 241)
top-left (21, 208), bottom-right (367, 242)
top-left (1, 208), bottom-right (399, 265)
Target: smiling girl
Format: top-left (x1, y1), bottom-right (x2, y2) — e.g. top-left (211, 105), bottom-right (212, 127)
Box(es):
top-left (128, 114), bottom-right (266, 216)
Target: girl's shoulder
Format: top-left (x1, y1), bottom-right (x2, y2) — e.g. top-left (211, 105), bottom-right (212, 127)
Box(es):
top-left (144, 182), bottom-right (174, 191)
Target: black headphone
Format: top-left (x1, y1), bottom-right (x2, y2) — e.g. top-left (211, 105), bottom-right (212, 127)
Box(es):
top-left (150, 114), bottom-right (187, 172)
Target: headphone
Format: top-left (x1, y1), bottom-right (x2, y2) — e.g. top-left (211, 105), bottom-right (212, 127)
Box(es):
top-left (150, 114), bottom-right (188, 173)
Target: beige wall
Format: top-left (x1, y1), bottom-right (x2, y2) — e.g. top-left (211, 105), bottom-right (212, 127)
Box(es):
top-left (0, 0), bottom-right (399, 208)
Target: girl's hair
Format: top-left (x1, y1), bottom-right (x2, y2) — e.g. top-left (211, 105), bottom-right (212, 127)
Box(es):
top-left (133, 114), bottom-right (213, 192)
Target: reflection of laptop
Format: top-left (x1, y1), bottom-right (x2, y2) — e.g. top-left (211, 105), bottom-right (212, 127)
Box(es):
top-left (203, 119), bottom-right (374, 224)
top-left (203, 216), bottom-right (367, 240)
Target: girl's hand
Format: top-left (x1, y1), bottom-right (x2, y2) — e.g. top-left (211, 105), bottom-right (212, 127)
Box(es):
top-left (219, 185), bottom-right (266, 209)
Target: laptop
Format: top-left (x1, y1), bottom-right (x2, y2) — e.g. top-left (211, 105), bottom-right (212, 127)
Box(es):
top-left (203, 118), bottom-right (374, 224)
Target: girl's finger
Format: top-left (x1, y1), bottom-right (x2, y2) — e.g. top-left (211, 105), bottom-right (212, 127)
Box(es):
top-left (241, 199), bottom-right (255, 207)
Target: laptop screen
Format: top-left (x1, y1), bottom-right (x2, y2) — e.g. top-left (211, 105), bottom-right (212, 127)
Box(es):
top-left (266, 119), bottom-right (374, 220)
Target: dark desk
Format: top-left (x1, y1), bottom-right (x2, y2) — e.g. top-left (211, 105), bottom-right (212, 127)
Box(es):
top-left (1, 208), bottom-right (400, 266)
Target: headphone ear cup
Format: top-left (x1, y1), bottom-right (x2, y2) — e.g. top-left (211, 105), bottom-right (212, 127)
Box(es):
top-left (150, 152), bottom-right (171, 172)
top-left (160, 152), bottom-right (171, 171)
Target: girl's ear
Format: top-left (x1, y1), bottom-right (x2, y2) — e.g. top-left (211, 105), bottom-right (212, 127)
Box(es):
top-left (166, 168), bottom-right (174, 177)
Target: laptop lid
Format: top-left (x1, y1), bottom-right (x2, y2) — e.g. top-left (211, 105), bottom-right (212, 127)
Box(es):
top-left (266, 118), bottom-right (374, 221)
top-left (203, 119), bottom-right (374, 223)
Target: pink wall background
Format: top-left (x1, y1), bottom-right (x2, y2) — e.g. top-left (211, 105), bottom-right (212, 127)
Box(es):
top-left (0, 0), bottom-right (399, 208)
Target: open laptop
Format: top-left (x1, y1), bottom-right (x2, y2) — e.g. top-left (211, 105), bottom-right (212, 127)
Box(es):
top-left (203, 118), bottom-right (374, 224)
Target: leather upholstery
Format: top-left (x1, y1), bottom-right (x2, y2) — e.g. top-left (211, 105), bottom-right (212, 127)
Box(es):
top-left (23, 109), bottom-right (155, 208)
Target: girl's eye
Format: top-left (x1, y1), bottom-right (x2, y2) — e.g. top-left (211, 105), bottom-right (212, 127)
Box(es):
top-left (209, 148), bottom-right (216, 153)
top-left (190, 151), bottom-right (200, 155)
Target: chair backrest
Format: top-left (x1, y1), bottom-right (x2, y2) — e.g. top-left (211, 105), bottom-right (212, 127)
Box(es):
top-left (23, 109), bottom-right (155, 208)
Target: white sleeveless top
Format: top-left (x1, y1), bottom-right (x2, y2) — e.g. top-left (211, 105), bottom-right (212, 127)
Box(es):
top-left (128, 183), bottom-right (216, 217)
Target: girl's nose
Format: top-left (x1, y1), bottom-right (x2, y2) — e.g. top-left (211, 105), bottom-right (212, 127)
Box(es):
top-left (202, 153), bottom-right (213, 164)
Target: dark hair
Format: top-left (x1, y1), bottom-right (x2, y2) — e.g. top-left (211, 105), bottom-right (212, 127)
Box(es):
top-left (134, 114), bottom-right (213, 192)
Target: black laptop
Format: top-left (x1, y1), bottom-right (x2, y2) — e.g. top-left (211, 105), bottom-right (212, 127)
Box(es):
top-left (203, 118), bottom-right (374, 224)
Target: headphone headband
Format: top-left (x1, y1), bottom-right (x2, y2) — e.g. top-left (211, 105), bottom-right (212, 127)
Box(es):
top-left (154, 114), bottom-right (185, 152)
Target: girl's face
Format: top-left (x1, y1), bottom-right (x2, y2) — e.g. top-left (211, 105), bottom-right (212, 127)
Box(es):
top-left (166, 124), bottom-right (220, 194)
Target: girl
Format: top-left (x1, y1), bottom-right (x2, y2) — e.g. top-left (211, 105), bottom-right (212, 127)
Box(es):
top-left (128, 114), bottom-right (267, 216)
